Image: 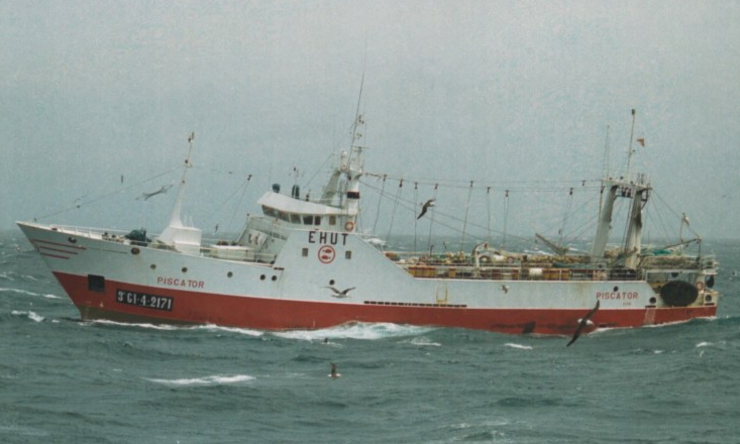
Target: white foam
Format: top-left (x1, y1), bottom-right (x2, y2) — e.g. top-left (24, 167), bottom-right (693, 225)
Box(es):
top-left (90, 319), bottom-right (185, 330)
top-left (273, 322), bottom-right (436, 341)
top-left (145, 374), bottom-right (254, 386)
top-left (0, 287), bottom-right (62, 300)
top-left (11, 310), bottom-right (45, 322)
top-left (0, 287), bottom-right (41, 297)
top-left (409, 336), bottom-right (442, 347)
top-left (504, 343), bottom-right (533, 350)
top-left (696, 341), bottom-right (713, 348)
top-left (197, 324), bottom-right (264, 337)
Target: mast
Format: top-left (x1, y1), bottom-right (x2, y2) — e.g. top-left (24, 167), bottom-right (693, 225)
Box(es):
top-left (167, 132), bottom-right (195, 228)
top-left (622, 110), bottom-right (649, 268)
top-left (626, 109), bottom-right (637, 179)
top-left (155, 133), bottom-right (203, 254)
top-left (320, 72), bottom-right (366, 221)
top-left (590, 109), bottom-right (649, 265)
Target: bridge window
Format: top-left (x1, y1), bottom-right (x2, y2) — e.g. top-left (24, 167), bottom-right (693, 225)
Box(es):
top-left (314, 216), bottom-right (321, 226)
top-left (329, 215), bottom-right (337, 225)
top-left (303, 215), bottom-right (313, 225)
top-left (262, 206), bottom-right (277, 217)
top-left (291, 214), bottom-right (301, 224)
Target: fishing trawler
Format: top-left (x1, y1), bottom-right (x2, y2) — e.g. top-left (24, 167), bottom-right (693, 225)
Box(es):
top-left (18, 111), bottom-right (720, 336)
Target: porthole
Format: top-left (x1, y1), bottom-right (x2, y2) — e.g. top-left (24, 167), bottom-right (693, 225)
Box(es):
top-left (271, 275), bottom-right (277, 281)
top-left (181, 267), bottom-right (188, 273)
top-left (227, 271), bottom-right (233, 278)
top-left (705, 295), bottom-right (713, 303)
top-left (260, 274), bottom-right (266, 281)
top-left (150, 264), bottom-right (157, 270)
top-left (68, 236), bottom-right (77, 244)
top-left (649, 297), bottom-right (657, 304)
top-left (613, 286), bottom-right (619, 292)
top-left (131, 247), bottom-right (140, 255)
top-left (329, 279), bottom-right (335, 285)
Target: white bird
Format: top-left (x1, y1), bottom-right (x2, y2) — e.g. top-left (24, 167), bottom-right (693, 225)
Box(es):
top-left (417, 199), bottom-right (436, 220)
top-left (327, 286), bottom-right (355, 298)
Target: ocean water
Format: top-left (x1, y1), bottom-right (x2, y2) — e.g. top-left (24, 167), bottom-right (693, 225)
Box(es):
top-left (2, 229), bottom-right (739, 444)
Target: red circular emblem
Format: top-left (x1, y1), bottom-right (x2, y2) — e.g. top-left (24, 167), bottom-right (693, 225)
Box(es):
top-left (318, 245), bottom-right (336, 264)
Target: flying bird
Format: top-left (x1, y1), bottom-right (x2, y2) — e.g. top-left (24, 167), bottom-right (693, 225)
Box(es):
top-left (327, 286), bottom-right (355, 298)
top-left (329, 363), bottom-right (341, 379)
top-left (136, 184), bottom-right (174, 201)
top-left (417, 199), bottom-right (436, 220)
top-left (567, 300), bottom-right (600, 347)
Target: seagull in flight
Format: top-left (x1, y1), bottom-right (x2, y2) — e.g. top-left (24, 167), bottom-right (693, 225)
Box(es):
top-left (417, 199), bottom-right (436, 220)
top-left (567, 300), bottom-right (600, 347)
top-left (137, 184), bottom-right (174, 201)
top-left (327, 286), bottom-right (355, 298)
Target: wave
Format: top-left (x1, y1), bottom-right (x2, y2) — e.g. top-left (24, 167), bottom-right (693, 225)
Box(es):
top-left (409, 336), bottom-right (442, 347)
top-left (87, 319), bottom-right (265, 337)
top-left (696, 340), bottom-right (727, 349)
top-left (272, 322), bottom-right (437, 342)
top-left (89, 319), bottom-right (187, 331)
top-left (504, 342), bottom-right (533, 350)
top-left (11, 310), bottom-right (45, 322)
top-left (0, 286), bottom-right (60, 299)
top-left (1, 287), bottom-right (39, 296)
top-left (195, 324), bottom-right (264, 337)
top-left (144, 374), bottom-right (255, 386)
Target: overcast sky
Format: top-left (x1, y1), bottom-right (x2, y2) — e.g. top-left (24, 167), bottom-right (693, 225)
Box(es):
top-left (2, 1), bottom-right (739, 243)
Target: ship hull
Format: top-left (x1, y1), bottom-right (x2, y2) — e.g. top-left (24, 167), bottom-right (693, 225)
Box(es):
top-left (20, 222), bottom-right (718, 336)
top-left (54, 271), bottom-right (716, 334)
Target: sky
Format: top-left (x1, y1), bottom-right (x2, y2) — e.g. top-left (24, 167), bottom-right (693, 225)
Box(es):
top-left (2, 0), bottom-right (739, 244)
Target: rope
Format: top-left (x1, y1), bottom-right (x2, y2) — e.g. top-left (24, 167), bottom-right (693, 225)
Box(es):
top-left (559, 187), bottom-right (574, 245)
top-left (459, 181), bottom-right (474, 251)
top-left (224, 174), bottom-right (253, 235)
top-left (413, 182), bottom-right (419, 253)
top-left (385, 179), bottom-right (404, 242)
top-left (502, 190), bottom-right (510, 250)
top-left (486, 186), bottom-right (492, 245)
top-left (372, 174), bottom-right (387, 233)
top-left (35, 166), bottom-right (179, 221)
top-left (360, 178), bottom-right (534, 245)
top-left (426, 184), bottom-right (439, 253)
top-left (363, 171), bottom-right (601, 191)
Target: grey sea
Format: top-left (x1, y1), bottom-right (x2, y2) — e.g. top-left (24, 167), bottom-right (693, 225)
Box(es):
top-left (1, 228), bottom-right (739, 444)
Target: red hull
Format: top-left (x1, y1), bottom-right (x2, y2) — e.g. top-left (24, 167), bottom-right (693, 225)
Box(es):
top-left (55, 272), bottom-right (717, 335)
